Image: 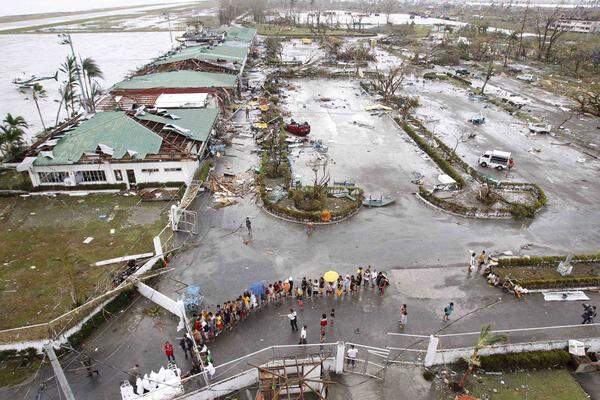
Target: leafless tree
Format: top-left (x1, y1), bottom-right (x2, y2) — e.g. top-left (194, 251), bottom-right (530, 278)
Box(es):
top-left (480, 58), bottom-right (496, 95)
top-left (370, 65), bottom-right (410, 102)
top-left (533, 9), bottom-right (568, 60)
top-left (380, 0), bottom-right (396, 24)
top-left (251, 0), bottom-right (266, 23)
top-left (517, 0), bottom-right (530, 58)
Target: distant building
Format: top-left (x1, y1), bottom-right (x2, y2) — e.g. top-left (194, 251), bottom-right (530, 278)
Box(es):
top-left (551, 18), bottom-right (600, 34)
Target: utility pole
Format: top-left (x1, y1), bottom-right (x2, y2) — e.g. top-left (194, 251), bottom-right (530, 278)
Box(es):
top-left (58, 33), bottom-right (89, 112)
top-left (43, 343), bottom-right (76, 400)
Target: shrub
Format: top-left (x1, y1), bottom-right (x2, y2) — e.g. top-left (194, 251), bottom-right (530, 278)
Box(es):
top-left (31, 183), bottom-right (128, 192)
top-left (422, 369), bottom-right (435, 381)
top-left (135, 182), bottom-right (185, 190)
top-left (479, 349), bottom-right (572, 371)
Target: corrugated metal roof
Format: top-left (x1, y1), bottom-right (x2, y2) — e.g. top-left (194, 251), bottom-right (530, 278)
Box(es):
top-left (136, 108), bottom-right (219, 142)
top-left (154, 43), bottom-right (248, 66)
top-left (223, 26), bottom-right (257, 42)
top-left (34, 112), bottom-right (163, 165)
top-left (112, 70), bottom-right (237, 91)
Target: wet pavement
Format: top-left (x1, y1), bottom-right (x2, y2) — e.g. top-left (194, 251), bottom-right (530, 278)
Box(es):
top-left (4, 39), bottom-right (600, 400)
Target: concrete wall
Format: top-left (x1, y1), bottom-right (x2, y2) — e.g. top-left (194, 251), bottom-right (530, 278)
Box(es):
top-left (429, 337), bottom-right (600, 366)
top-left (28, 160), bottom-right (199, 188)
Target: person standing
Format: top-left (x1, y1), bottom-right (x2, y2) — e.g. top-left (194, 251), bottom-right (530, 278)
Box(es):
top-left (330, 308), bottom-right (335, 330)
top-left (245, 217), bottom-right (252, 235)
top-left (443, 302), bottom-right (454, 321)
top-left (245, 105), bottom-right (250, 119)
top-left (469, 252), bottom-right (476, 273)
top-left (346, 345), bottom-right (358, 367)
top-left (164, 341), bottom-right (175, 362)
top-left (582, 304), bottom-right (597, 324)
top-left (299, 325), bottom-right (307, 344)
top-left (128, 364), bottom-right (140, 388)
top-left (288, 309), bottom-right (298, 331)
top-left (364, 266), bottom-right (371, 286)
top-left (288, 277), bottom-right (294, 295)
top-left (477, 250), bottom-right (487, 271)
top-left (356, 267), bottom-right (363, 288)
top-left (320, 313), bottom-right (328, 334)
top-left (371, 269), bottom-right (378, 288)
top-left (399, 304), bottom-right (408, 329)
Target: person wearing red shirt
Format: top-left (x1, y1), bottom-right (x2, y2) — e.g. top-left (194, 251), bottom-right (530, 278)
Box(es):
top-left (164, 341), bottom-right (175, 362)
top-left (319, 313), bottom-right (328, 335)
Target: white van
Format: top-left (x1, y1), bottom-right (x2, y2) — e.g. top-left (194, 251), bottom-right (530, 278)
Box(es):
top-left (478, 150), bottom-right (514, 170)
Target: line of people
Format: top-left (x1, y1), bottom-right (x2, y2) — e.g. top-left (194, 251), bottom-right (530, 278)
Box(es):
top-left (187, 267), bottom-right (390, 349)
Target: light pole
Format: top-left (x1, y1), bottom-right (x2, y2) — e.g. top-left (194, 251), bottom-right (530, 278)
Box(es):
top-left (58, 33), bottom-right (90, 112)
top-left (164, 13), bottom-right (174, 47)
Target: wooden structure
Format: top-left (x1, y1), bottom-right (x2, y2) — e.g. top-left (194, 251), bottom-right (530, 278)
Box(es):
top-left (251, 355), bottom-right (332, 400)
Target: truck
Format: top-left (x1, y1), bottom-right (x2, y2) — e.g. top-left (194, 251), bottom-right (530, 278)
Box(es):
top-left (478, 150), bottom-right (514, 170)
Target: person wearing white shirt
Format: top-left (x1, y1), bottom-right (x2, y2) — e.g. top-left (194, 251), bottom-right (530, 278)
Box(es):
top-left (346, 345), bottom-right (358, 367)
top-left (299, 325), bottom-right (307, 344)
top-left (287, 309), bottom-right (298, 331)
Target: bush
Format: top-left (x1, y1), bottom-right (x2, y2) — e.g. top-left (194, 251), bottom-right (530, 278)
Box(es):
top-left (422, 369), bottom-right (435, 381)
top-left (292, 186), bottom-right (327, 211)
top-left (32, 182), bottom-right (128, 192)
top-left (135, 181), bottom-right (185, 190)
top-left (479, 349), bottom-right (572, 371)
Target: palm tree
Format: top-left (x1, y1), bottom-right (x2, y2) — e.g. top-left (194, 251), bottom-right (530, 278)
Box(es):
top-left (81, 57), bottom-right (103, 111)
top-left (60, 56), bottom-right (79, 114)
top-left (31, 83), bottom-right (47, 133)
top-left (458, 324), bottom-right (507, 389)
top-left (0, 114), bottom-right (28, 161)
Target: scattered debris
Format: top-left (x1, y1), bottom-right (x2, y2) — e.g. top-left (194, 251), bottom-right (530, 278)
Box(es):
top-left (365, 104), bottom-right (393, 111)
top-left (543, 291), bottom-right (589, 301)
top-left (92, 253), bottom-right (154, 267)
top-left (352, 120), bottom-right (375, 129)
top-left (83, 237), bottom-right (94, 244)
top-left (363, 195), bottom-right (395, 207)
top-left (577, 157), bottom-right (586, 163)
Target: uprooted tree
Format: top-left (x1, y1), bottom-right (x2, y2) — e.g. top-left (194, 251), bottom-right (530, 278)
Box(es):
top-left (292, 157), bottom-right (330, 211)
top-left (571, 82), bottom-right (600, 117)
top-left (370, 65), bottom-right (409, 102)
top-left (264, 37), bottom-right (284, 61)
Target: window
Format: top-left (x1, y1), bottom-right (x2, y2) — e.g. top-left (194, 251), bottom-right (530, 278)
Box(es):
top-left (164, 167), bottom-right (182, 172)
top-left (77, 170), bottom-right (107, 182)
top-left (142, 168), bottom-right (159, 174)
top-left (114, 170), bottom-right (123, 181)
top-left (38, 171), bottom-right (69, 184)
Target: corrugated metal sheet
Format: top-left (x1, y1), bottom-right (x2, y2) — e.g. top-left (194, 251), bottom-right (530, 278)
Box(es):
top-left (112, 70), bottom-right (236, 91)
top-left (154, 43), bottom-right (248, 66)
top-left (136, 108), bottom-right (219, 142)
top-left (223, 26), bottom-right (257, 42)
top-left (34, 112), bottom-right (163, 165)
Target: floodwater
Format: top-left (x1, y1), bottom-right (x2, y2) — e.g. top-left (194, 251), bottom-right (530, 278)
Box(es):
top-left (0, 31), bottom-right (178, 140)
top-left (0, 0), bottom-right (190, 17)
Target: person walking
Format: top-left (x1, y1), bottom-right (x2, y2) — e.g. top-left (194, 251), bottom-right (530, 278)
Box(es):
top-left (329, 308), bottom-right (335, 331)
top-left (164, 341), bottom-right (175, 362)
top-left (346, 345), bottom-right (358, 367)
top-left (582, 304), bottom-right (597, 324)
top-left (371, 269), bottom-right (378, 288)
top-left (443, 302), bottom-right (454, 321)
top-left (306, 221), bottom-right (314, 236)
top-left (299, 325), bottom-right (307, 344)
top-left (82, 353), bottom-right (99, 377)
top-left (399, 304), bottom-right (408, 329)
top-left (288, 309), bottom-right (298, 331)
top-left (245, 105), bottom-right (250, 119)
top-left (245, 217), bottom-right (252, 235)
top-left (469, 252), bottom-right (476, 273)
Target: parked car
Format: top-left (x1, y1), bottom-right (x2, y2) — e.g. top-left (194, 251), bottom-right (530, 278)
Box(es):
top-left (455, 68), bottom-right (470, 76)
top-left (528, 122), bottom-right (552, 134)
top-left (517, 74), bottom-right (537, 83)
top-left (468, 116), bottom-right (486, 125)
top-left (478, 150), bottom-right (514, 170)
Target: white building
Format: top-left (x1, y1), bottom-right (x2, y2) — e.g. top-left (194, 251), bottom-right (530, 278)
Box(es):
top-left (551, 18), bottom-right (600, 34)
top-left (17, 107), bottom-right (219, 189)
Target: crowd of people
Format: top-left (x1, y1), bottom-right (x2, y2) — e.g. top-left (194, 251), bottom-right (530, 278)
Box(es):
top-left (186, 267), bottom-right (390, 349)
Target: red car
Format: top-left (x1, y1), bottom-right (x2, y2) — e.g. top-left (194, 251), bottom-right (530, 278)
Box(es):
top-left (285, 120), bottom-right (311, 136)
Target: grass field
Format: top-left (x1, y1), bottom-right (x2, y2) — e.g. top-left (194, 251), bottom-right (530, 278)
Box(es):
top-left (465, 369), bottom-right (590, 400)
top-left (0, 194), bottom-right (167, 329)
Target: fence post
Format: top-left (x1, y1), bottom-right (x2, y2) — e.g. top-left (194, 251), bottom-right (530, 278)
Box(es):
top-left (424, 335), bottom-right (439, 367)
top-left (153, 235), bottom-right (163, 261)
top-left (335, 341), bottom-right (345, 374)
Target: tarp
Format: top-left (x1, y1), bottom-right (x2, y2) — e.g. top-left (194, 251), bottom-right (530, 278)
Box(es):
top-left (249, 282), bottom-right (266, 295)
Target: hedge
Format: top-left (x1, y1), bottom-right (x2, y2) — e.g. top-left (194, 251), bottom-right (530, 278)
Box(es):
top-left (135, 181), bottom-right (185, 190)
top-left (497, 253), bottom-right (600, 267)
top-left (32, 183), bottom-right (128, 192)
top-left (397, 117), bottom-right (546, 219)
top-left (478, 349), bottom-right (572, 371)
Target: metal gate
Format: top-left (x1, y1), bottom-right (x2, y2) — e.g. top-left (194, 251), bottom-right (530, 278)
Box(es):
top-left (344, 342), bottom-right (390, 381)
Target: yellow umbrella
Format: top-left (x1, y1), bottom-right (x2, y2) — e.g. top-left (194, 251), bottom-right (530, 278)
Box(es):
top-left (259, 104), bottom-right (270, 112)
top-left (323, 270), bottom-right (339, 283)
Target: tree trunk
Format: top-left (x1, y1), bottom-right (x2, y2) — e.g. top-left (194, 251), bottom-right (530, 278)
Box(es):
top-left (33, 95), bottom-right (47, 133)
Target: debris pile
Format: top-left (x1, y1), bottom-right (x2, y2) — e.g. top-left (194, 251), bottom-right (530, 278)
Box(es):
top-left (206, 174), bottom-right (256, 208)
